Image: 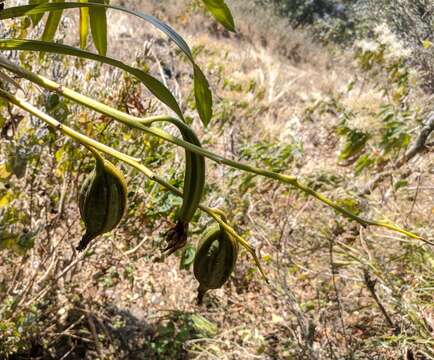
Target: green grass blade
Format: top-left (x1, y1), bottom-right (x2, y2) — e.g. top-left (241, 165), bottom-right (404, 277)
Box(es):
top-left (88, 0), bottom-right (107, 56)
top-left (0, 39), bottom-right (183, 119)
top-left (29, 0), bottom-right (49, 27)
top-left (79, 0), bottom-right (89, 49)
top-left (202, 0), bottom-right (235, 32)
top-left (41, 0), bottom-right (64, 42)
top-left (0, 2), bottom-right (213, 126)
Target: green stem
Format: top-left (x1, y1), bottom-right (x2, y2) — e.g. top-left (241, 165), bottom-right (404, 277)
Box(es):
top-left (0, 88), bottom-right (269, 279)
top-left (0, 57), bottom-right (427, 242)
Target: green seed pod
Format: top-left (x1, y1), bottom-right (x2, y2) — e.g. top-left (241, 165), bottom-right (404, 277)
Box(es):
top-left (193, 224), bottom-right (238, 304)
top-left (77, 157), bottom-right (127, 251)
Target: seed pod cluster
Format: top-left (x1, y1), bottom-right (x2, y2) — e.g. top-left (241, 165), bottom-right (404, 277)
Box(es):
top-left (193, 224), bottom-right (238, 304)
top-left (77, 156), bottom-right (127, 251)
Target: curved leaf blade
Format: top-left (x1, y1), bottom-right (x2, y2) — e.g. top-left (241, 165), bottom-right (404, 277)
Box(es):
top-left (41, 0), bottom-right (65, 42)
top-left (79, 0), bottom-right (89, 49)
top-left (0, 39), bottom-right (184, 119)
top-left (89, 0), bottom-right (107, 56)
top-left (194, 65), bottom-right (212, 127)
top-left (202, 0), bottom-right (235, 32)
top-left (28, 0), bottom-right (49, 27)
top-left (0, 2), bottom-right (213, 125)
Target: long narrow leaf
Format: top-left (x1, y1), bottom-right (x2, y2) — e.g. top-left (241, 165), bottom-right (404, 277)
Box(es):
top-left (0, 39), bottom-right (184, 119)
top-left (29, 0), bottom-right (49, 27)
top-left (202, 0), bottom-right (235, 32)
top-left (79, 0), bottom-right (89, 49)
top-left (194, 65), bottom-right (212, 126)
top-left (88, 0), bottom-right (107, 56)
top-left (0, 2), bottom-right (213, 126)
top-left (41, 0), bottom-right (64, 42)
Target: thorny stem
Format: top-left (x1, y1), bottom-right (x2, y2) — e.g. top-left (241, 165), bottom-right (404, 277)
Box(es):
top-left (0, 88), bottom-right (268, 281)
top-left (0, 57), bottom-right (427, 243)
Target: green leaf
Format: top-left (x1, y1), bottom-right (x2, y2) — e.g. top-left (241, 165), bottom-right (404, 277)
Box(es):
top-left (336, 197), bottom-right (361, 215)
top-left (79, 0), bottom-right (89, 49)
top-left (48, 100), bottom-right (69, 122)
top-left (89, 0), bottom-right (107, 56)
top-left (0, 2), bottom-right (213, 125)
top-left (189, 314), bottom-right (218, 338)
top-left (394, 179), bottom-right (409, 191)
top-left (17, 232), bottom-right (35, 251)
top-left (0, 230), bottom-right (35, 254)
top-left (194, 65), bottom-right (212, 126)
top-left (338, 129), bottom-right (370, 161)
top-left (45, 93), bottom-right (60, 110)
top-left (354, 154), bottom-right (375, 175)
top-left (202, 0), bottom-right (235, 32)
top-left (180, 244), bottom-right (195, 270)
top-left (0, 39), bottom-right (183, 119)
top-left (0, 233), bottom-right (19, 251)
top-left (41, 0), bottom-right (64, 42)
top-left (28, 0), bottom-right (49, 27)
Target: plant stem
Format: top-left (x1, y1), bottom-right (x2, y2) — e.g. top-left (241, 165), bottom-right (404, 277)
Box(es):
top-left (0, 57), bottom-right (428, 243)
top-left (363, 269), bottom-right (399, 334)
top-left (0, 88), bottom-right (268, 280)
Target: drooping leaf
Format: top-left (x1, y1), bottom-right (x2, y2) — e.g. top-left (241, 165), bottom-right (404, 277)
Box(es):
top-left (194, 65), bottom-right (212, 127)
top-left (0, 39), bottom-right (183, 119)
top-left (41, 0), bottom-right (65, 42)
top-left (79, 0), bottom-right (89, 49)
top-left (88, 0), bottom-right (107, 56)
top-left (202, 0), bottom-right (235, 32)
top-left (0, 2), bottom-right (213, 125)
top-left (28, 0), bottom-right (49, 27)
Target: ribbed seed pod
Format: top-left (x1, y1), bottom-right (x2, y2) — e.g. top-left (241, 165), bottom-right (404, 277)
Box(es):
top-left (193, 224), bottom-right (238, 304)
top-left (77, 157), bottom-right (127, 251)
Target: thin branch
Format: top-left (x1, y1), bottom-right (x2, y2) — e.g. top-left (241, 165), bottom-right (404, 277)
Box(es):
top-left (363, 269), bottom-right (399, 335)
